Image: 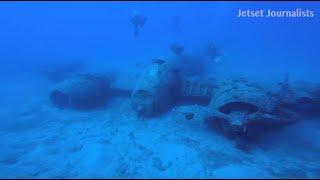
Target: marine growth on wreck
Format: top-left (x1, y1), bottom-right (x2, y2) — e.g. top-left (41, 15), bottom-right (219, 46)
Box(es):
top-left (0, 2), bottom-right (320, 179)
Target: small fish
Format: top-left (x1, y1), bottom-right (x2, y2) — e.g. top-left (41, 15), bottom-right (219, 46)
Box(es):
top-left (152, 59), bottom-right (166, 65)
top-left (135, 90), bottom-right (154, 101)
top-left (183, 112), bottom-right (194, 120)
top-left (170, 43), bottom-right (184, 56)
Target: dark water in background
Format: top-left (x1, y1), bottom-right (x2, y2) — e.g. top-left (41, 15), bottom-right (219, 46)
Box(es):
top-left (1, 2), bottom-right (320, 102)
top-left (0, 2), bottom-right (319, 178)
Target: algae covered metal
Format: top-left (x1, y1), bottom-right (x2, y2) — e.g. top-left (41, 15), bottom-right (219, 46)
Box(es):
top-left (131, 59), bottom-right (181, 117)
top-left (50, 73), bottom-right (113, 110)
top-left (205, 78), bottom-right (297, 141)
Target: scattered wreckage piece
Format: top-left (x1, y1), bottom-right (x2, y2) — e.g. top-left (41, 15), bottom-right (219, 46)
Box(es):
top-left (275, 77), bottom-right (320, 118)
top-left (131, 59), bottom-right (182, 117)
top-left (204, 78), bottom-right (298, 144)
top-left (50, 73), bottom-right (113, 110)
top-left (178, 76), bottom-right (215, 106)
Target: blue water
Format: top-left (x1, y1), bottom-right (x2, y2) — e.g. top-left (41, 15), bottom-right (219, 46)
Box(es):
top-left (0, 2), bottom-right (319, 178)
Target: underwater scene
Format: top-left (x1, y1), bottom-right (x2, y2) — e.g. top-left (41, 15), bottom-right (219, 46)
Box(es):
top-left (0, 1), bottom-right (320, 178)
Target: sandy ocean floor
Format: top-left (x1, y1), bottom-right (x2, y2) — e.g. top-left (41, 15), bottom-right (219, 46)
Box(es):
top-left (1, 86), bottom-right (320, 178)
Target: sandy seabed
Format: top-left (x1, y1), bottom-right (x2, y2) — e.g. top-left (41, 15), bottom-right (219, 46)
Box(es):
top-left (0, 92), bottom-right (319, 179)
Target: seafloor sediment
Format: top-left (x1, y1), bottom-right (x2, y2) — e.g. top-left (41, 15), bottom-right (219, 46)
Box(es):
top-left (0, 94), bottom-right (319, 178)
